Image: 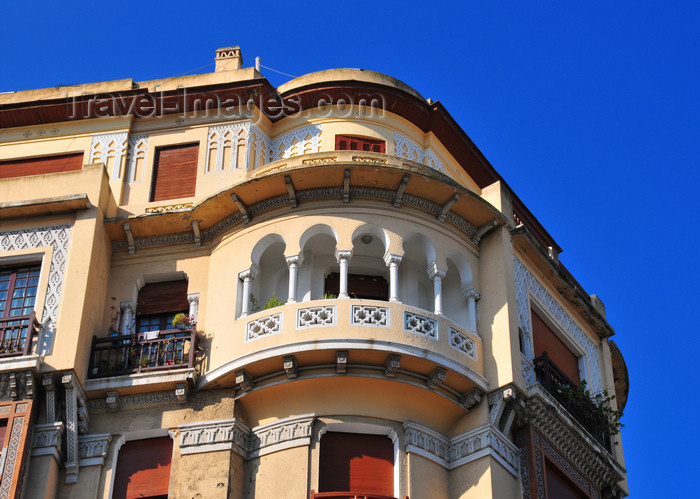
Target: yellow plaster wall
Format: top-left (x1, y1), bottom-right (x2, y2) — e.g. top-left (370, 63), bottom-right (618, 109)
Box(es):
top-left (407, 453), bottom-right (449, 499)
top-left (244, 445), bottom-right (308, 499)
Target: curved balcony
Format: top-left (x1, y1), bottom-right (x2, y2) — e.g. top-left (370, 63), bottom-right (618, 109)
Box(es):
top-left (200, 299), bottom-right (486, 410)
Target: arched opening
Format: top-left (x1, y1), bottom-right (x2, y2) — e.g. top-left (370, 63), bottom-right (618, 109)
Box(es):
top-left (401, 233), bottom-right (435, 312)
top-left (299, 224), bottom-right (338, 301)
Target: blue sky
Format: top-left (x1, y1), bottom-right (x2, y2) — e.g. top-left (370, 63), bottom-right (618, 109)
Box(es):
top-left (2, 1), bottom-right (697, 496)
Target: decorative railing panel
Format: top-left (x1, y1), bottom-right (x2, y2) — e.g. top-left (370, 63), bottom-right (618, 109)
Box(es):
top-left (403, 311), bottom-right (437, 339)
top-left (533, 353), bottom-right (612, 452)
top-left (351, 305), bottom-right (390, 327)
top-left (0, 312), bottom-right (39, 357)
top-left (297, 306), bottom-right (336, 329)
top-left (246, 313), bottom-right (282, 341)
top-left (88, 327), bottom-right (195, 378)
top-left (449, 327), bottom-right (477, 360)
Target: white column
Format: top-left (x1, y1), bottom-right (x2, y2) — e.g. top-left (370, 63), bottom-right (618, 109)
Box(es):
top-left (462, 286), bottom-right (481, 334)
top-left (286, 255), bottom-right (301, 304)
top-left (188, 293), bottom-right (200, 323)
top-left (384, 254), bottom-right (402, 303)
top-left (119, 302), bottom-right (134, 336)
top-left (238, 265), bottom-right (258, 317)
top-left (427, 263), bottom-right (446, 315)
top-left (336, 250), bottom-right (353, 299)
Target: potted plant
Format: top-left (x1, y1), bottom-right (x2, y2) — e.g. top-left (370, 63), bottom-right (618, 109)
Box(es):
top-left (263, 292), bottom-right (284, 310)
top-left (171, 313), bottom-right (193, 329)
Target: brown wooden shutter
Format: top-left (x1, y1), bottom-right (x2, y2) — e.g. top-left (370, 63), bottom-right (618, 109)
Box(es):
top-left (0, 153), bottom-right (83, 179)
top-left (319, 432), bottom-right (394, 497)
top-left (532, 310), bottom-right (580, 384)
top-left (150, 143), bottom-right (199, 201)
top-left (335, 135), bottom-right (386, 154)
top-left (545, 459), bottom-right (587, 499)
top-left (136, 281), bottom-right (189, 316)
top-left (113, 436), bottom-right (173, 499)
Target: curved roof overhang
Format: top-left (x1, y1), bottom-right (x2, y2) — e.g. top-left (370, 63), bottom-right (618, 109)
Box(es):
top-left (105, 151), bottom-right (507, 250)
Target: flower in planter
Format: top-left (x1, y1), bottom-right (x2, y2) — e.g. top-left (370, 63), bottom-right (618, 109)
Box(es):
top-left (171, 313), bottom-right (193, 329)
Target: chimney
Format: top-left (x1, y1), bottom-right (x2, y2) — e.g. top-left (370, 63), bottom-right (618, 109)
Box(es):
top-left (215, 46), bottom-right (243, 72)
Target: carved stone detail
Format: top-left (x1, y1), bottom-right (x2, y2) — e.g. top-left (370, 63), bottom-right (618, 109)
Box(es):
top-left (518, 384), bottom-right (625, 488)
top-left (403, 311), bottom-right (437, 339)
top-left (384, 355), bottom-right (401, 377)
top-left (520, 447), bottom-right (532, 499)
top-left (0, 416), bottom-right (25, 496)
top-left (126, 135), bottom-right (148, 182)
top-left (336, 351), bottom-right (348, 374)
top-left (271, 125), bottom-right (322, 160)
top-left (514, 257), bottom-right (602, 392)
top-left (179, 414), bottom-right (315, 459)
top-left (179, 418), bottom-right (250, 457)
top-left (283, 356), bottom-right (298, 378)
top-left (31, 422), bottom-right (64, 461)
top-left (449, 327), bottom-right (477, 360)
top-left (351, 305), bottom-right (389, 327)
top-left (0, 224), bottom-right (72, 355)
top-left (90, 132), bottom-right (128, 179)
top-left (426, 367), bottom-right (447, 389)
top-left (297, 306), bottom-right (336, 329)
top-left (235, 370), bottom-right (253, 392)
top-left (403, 421), bottom-right (520, 476)
top-left (78, 433), bottom-right (112, 466)
top-left (460, 389), bottom-right (482, 411)
top-left (249, 415), bottom-right (314, 458)
top-left (246, 313), bottom-right (282, 341)
top-left (87, 390), bottom-right (179, 410)
top-left (542, 439), bottom-right (590, 493)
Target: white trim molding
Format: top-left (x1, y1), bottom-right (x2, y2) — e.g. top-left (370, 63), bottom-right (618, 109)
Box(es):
top-left (513, 256), bottom-right (602, 393)
top-left (403, 421), bottom-right (520, 477)
top-left (178, 414), bottom-right (315, 460)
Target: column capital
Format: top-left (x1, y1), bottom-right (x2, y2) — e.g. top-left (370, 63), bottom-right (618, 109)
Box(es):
top-left (384, 253), bottom-right (403, 266)
top-left (335, 249), bottom-right (353, 263)
top-left (286, 254), bottom-right (303, 267)
top-left (461, 286), bottom-right (481, 301)
top-left (426, 262), bottom-right (446, 280)
top-left (239, 264), bottom-right (259, 281)
top-left (119, 301), bottom-right (134, 313)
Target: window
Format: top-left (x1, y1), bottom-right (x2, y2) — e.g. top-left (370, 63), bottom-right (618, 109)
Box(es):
top-left (324, 273), bottom-right (389, 301)
top-left (150, 143), bottom-right (199, 202)
top-left (0, 265), bottom-right (40, 355)
top-left (532, 309), bottom-right (579, 384)
top-left (113, 437), bottom-right (173, 499)
top-left (0, 153), bottom-right (83, 179)
top-left (136, 280), bottom-right (189, 333)
top-left (335, 135), bottom-right (386, 154)
top-left (545, 458), bottom-right (587, 499)
top-left (318, 432), bottom-right (394, 497)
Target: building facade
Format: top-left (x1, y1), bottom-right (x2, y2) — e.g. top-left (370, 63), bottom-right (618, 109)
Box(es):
top-left (0, 47), bottom-right (628, 498)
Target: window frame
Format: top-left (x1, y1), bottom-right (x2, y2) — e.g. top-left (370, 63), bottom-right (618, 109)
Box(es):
top-left (335, 135), bottom-right (386, 154)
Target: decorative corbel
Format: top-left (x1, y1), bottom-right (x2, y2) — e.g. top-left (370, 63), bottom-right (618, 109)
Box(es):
top-left (460, 389), bottom-right (482, 411)
top-left (192, 220), bottom-right (201, 247)
top-left (231, 193), bottom-right (250, 223)
top-left (336, 351), bottom-right (348, 374)
top-left (471, 219), bottom-right (499, 246)
top-left (393, 174), bottom-right (410, 207)
top-left (437, 193), bottom-right (459, 222)
top-left (384, 355), bottom-right (401, 377)
top-left (123, 222), bottom-right (135, 255)
top-left (284, 356), bottom-right (298, 379)
top-left (235, 370), bottom-right (253, 392)
top-left (426, 367), bottom-right (447, 389)
top-left (285, 175), bottom-right (297, 208)
top-left (342, 169), bottom-right (351, 203)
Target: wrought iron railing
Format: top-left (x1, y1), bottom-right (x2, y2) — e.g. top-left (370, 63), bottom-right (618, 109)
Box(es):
top-left (88, 327), bottom-right (196, 378)
top-left (533, 352), bottom-right (612, 452)
top-left (0, 311), bottom-right (40, 357)
top-left (309, 492), bottom-right (406, 499)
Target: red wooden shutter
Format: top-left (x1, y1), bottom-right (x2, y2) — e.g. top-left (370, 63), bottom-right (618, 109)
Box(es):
top-left (335, 135), bottom-right (386, 154)
top-left (532, 310), bottom-right (580, 384)
top-left (137, 281), bottom-right (189, 316)
top-left (319, 432), bottom-right (394, 497)
top-left (0, 420), bottom-right (7, 450)
top-left (0, 153), bottom-right (83, 179)
top-left (150, 143), bottom-right (199, 201)
top-left (113, 436), bottom-right (173, 499)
